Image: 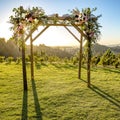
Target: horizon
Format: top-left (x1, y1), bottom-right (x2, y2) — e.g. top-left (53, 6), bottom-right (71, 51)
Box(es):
top-left (0, 0), bottom-right (120, 46)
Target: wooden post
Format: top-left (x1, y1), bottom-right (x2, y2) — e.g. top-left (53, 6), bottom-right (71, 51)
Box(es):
top-left (30, 35), bottom-right (34, 80)
top-left (78, 35), bottom-right (83, 79)
top-left (87, 38), bottom-right (91, 87)
top-left (22, 36), bottom-right (27, 91)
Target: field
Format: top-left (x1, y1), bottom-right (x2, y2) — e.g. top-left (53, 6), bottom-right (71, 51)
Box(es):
top-left (0, 63), bottom-right (120, 120)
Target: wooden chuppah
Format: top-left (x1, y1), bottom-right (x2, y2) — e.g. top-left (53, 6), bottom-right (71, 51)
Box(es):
top-left (10, 7), bottom-right (101, 91)
top-left (24, 16), bottom-right (90, 90)
top-left (26, 20), bottom-right (87, 84)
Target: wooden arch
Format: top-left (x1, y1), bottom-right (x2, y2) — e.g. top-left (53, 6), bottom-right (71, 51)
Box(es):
top-left (22, 14), bottom-right (91, 91)
top-left (10, 7), bottom-right (101, 90)
top-left (29, 24), bottom-right (84, 79)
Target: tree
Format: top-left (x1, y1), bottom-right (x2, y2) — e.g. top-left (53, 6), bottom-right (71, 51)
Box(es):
top-left (114, 54), bottom-right (120, 68)
top-left (0, 38), bottom-right (8, 57)
top-left (0, 38), bottom-right (20, 58)
top-left (0, 56), bottom-right (5, 63)
top-left (100, 48), bottom-right (115, 66)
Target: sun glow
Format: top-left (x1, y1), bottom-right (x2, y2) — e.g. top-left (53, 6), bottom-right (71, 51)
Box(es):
top-left (0, 21), bottom-right (80, 46)
top-left (26, 26), bottom-right (80, 46)
top-left (0, 22), bottom-right (12, 40)
top-left (0, 19), bottom-right (80, 47)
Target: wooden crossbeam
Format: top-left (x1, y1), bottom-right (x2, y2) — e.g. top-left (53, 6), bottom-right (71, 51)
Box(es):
top-left (24, 21), bottom-right (86, 42)
top-left (32, 26), bottom-right (49, 42)
top-left (64, 26), bottom-right (80, 43)
top-left (25, 22), bottom-right (41, 41)
top-left (38, 23), bottom-right (82, 26)
top-left (72, 24), bottom-right (87, 40)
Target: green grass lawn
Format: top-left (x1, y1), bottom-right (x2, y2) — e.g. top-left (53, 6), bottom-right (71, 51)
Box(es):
top-left (0, 63), bottom-right (120, 120)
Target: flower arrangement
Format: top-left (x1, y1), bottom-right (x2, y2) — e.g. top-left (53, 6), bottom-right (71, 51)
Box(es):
top-left (71, 7), bottom-right (101, 41)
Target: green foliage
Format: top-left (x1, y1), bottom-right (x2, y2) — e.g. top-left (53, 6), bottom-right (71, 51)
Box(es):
top-left (0, 56), bottom-right (5, 63)
top-left (63, 57), bottom-right (69, 64)
top-left (35, 61), bottom-right (41, 69)
top-left (48, 56), bottom-right (60, 63)
top-left (114, 61), bottom-right (119, 68)
top-left (71, 7), bottom-right (101, 42)
top-left (34, 51), bottom-right (48, 69)
top-left (113, 54), bottom-right (120, 68)
top-left (91, 55), bottom-right (100, 66)
top-left (6, 57), bottom-right (14, 64)
top-left (9, 6), bottom-right (45, 49)
top-left (0, 38), bottom-right (21, 58)
top-left (70, 52), bottom-right (79, 65)
top-left (99, 49), bottom-right (115, 66)
top-left (25, 55), bottom-right (30, 62)
top-left (71, 56), bottom-right (78, 65)
top-left (34, 51), bottom-right (48, 66)
top-left (16, 57), bottom-right (21, 64)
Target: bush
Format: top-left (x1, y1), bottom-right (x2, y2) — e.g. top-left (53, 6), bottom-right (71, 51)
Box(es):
top-left (16, 57), bottom-right (21, 64)
top-left (0, 56), bottom-right (5, 63)
top-left (6, 57), bottom-right (14, 64)
top-left (72, 57), bottom-right (78, 65)
top-left (35, 61), bottom-right (41, 69)
top-left (114, 61), bottom-right (119, 68)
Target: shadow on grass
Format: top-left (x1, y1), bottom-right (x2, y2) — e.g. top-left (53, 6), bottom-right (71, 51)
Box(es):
top-left (81, 79), bottom-right (120, 109)
top-left (103, 67), bottom-right (120, 74)
top-left (90, 85), bottom-right (120, 108)
top-left (31, 79), bottom-right (42, 120)
top-left (21, 90), bottom-right (28, 120)
top-left (52, 63), bottom-right (77, 69)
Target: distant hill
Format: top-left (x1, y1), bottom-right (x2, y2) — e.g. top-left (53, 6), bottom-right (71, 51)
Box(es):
top-left (51, 46), bottom-right (79, 55)
top-left (26, 44), bottom-right (73, 58)
top-left (31, 44), bottom-right (120, 57)
top-left (92, 43), bottom-right (120, 55)
top-left (50, 44), bottom-right (120, 56)
top-left (0, 37), bottom-right (120, 59)
top-left (107, 44), bottom-right (120, 47)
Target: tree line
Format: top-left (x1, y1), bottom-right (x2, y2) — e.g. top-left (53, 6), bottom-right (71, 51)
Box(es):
top-left (0, 38), bottom-right (74, 59)
top-left (0, 37), bottom-right (120, 68)
top-left (73, 48), bottom-right (120, 68)
top-left (0, 38), bottom-right (75, 64)
top-left (0, 38), bottom-right (21, 58)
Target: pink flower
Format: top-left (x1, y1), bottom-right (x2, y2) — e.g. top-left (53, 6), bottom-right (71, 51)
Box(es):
top-left (89, 32), bottom-right (94, 37)
top-left (18, 24), bottom-right (23, 30)
top-left (28, 17), bottom-right (33, 22)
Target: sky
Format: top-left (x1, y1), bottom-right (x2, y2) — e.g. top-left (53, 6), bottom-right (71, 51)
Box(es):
top-left (0, 0), bottom-right (120, 46)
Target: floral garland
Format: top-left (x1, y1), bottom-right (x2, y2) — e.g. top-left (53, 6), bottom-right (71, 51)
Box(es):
top-left (10, 6), bottom-right (101, 42)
